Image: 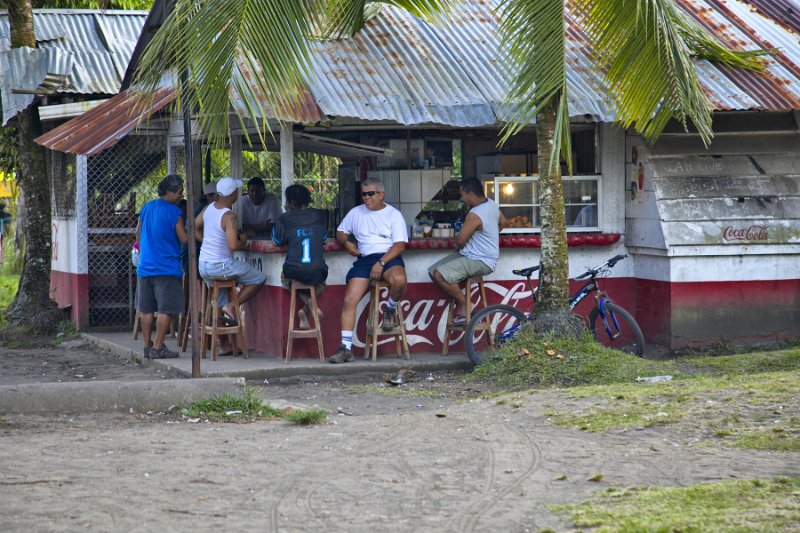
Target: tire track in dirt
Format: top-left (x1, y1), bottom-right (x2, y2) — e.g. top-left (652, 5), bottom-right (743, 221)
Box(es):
top-left (456, 418), bottom-right (544, 532)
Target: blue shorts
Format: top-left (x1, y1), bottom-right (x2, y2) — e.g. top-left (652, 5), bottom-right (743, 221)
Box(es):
top-left (199, 258), bottom-right (267, 307)
top-left (346, 253), bottom-right (405, 282)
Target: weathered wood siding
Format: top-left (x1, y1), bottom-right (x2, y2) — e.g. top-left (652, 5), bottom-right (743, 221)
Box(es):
top-left (625, 112), bottom-right (800, 349)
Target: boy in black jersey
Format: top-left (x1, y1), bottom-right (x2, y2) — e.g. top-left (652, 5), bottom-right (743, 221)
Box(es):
top-left (272, 185), bottom-right (329, 329)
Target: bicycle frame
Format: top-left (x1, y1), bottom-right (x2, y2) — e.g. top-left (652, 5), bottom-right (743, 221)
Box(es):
top-left (517, 254), bottom-right (627, 341)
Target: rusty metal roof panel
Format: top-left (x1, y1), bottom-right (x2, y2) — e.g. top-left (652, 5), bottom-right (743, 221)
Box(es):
top-left (307, 1), bottom-right (618, 126)
top-left (681, 0), bottom-right (800, 110)
top-left (36, 86), bottom-right (175, 156)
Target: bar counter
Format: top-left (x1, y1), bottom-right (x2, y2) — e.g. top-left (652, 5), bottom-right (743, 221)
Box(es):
top-left (235, 233), bottom-right (626, 359)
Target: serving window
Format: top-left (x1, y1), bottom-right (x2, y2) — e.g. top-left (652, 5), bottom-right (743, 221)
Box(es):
top-left (484, 175), bottom-right (600, 233)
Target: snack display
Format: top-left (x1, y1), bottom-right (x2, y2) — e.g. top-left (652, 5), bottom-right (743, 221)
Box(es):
top-left (506, 215), bottom-right (532, 228)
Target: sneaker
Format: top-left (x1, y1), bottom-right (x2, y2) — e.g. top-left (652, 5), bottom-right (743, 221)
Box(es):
top-left (149, 345), bottom-right (179, 359)
top-left (381, 306), bottom-right (397, 332)
top-left (297, 308), bottom-right (310, 330)
top-left (328, 344), bottom-right (354, 364)
top-left (143, 345), bottom-right (152, 358)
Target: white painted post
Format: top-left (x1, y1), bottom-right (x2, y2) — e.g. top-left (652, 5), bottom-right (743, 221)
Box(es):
top-left (76, 155), bottom-right (88, 276)
top-left (280, 122), bottom-right (294, 210)
top-left (230, 133), bottom-right (243, 224)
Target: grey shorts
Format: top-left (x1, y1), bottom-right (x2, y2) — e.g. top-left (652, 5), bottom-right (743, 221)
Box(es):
top-left (136, 276), bottom-right (185, 315)
top-left (428, 252), bottom-right (493, 284)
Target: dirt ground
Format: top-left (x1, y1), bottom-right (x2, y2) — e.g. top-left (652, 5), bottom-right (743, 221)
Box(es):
top-left (0, 341), bottom-right (798, 532)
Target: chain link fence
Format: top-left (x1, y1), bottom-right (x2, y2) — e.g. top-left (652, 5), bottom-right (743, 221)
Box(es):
top-left (87, 134), bottom-right (167, 328)
top-left (85, 140), bottom-right (339, 328)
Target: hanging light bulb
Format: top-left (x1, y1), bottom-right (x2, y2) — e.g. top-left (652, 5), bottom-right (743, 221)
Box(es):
top-left (504, 183), bottom-right (515, 196)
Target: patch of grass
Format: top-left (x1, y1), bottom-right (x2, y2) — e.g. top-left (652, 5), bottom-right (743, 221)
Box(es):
top-left (283, 408), bottom-right (327, 425)
top-left (179, 385), bottom-right (327, 424)
top-left (735, 428), bottom-right (800, 452)
top-left (680, 347), bottom-right (800, 375)
top-left (469, 331), bottom-right (681, 389)
top-left (0, 273), bottom-right (17, 309)
top-left (52, 320), bottom-right (78, 345)
top-left (552, 477), bottom-right (800, 532)
top-left (543, 369), bottom-right (799, 447)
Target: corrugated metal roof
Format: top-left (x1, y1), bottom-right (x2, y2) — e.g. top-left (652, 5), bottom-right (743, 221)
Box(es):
top-left (35, 0), bottom-right (800, 155)
top-left (306, 0), bottom-right (800, 125)
top-left (0, 9), bottom-right (147, 124)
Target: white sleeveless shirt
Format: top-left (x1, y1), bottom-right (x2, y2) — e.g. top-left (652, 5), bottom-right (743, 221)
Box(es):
top-left (199, 203), bottom-right (233, 263)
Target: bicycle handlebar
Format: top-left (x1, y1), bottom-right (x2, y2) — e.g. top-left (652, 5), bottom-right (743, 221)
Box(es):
top-left (511, 255), bottom-right (626, 280)
top-left (575, 254), bottom-right (628, 280)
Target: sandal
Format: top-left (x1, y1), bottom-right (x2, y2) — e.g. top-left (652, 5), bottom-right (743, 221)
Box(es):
top-left (450, 315), bottom-right (467, 327)
top-left (217, 313), bottom-right (238, 327)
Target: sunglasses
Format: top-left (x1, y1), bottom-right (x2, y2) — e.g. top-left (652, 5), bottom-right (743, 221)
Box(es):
top-left (361, 191), bottom-right (381, 197)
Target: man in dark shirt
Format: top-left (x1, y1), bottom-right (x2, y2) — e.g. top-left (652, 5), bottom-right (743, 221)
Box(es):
top-left (272, 184), bottom-right (328, 329)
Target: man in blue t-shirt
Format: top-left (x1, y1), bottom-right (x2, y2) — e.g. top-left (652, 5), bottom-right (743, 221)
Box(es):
top-left (136, 174), bottom-right (189, 359)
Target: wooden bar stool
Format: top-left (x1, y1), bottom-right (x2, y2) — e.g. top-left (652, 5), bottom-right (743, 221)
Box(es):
top-left (180, 282), bottom-right (206, 352)
top-left (364, 280), bottom-right (410, 362)
top-left (201, 278), bottom-right (249, 361)
top-left (285, 282), bottom-right (324, 363)
top-left (442, 276), bottom-right (490, 355)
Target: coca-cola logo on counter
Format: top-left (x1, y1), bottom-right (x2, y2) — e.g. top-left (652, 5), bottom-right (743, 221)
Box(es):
top-left (351, 281), bottom-right (532, 348)
top-left (722, 225), bottom-right (768, 242)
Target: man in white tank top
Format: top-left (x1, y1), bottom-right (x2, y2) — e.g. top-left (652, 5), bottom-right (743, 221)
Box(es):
top-left (429, 177), bottom-right (506, 326)
top-left (195, 177), bottom-right (267, 335)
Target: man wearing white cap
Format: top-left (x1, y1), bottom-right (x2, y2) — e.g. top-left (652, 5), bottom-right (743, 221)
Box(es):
top-left (195, 177), bottom-right (267, 332)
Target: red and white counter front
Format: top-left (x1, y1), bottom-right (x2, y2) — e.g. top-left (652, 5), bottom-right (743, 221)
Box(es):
top-left (235, 234), bottom-right (628, 358)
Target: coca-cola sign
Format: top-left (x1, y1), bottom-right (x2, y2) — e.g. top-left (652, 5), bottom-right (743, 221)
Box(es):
top-left (351, 281), bottom-right (533, 349)
top-left (722, 225), bottom-right (768, 242)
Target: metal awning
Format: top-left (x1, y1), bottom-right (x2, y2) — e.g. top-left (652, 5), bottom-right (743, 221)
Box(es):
top-left (35, 86), bottom-right (176, 156)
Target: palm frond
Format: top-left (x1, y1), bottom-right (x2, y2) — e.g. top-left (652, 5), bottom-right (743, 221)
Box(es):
top-left (573, 0), bottom-right (768, 146)
top-left (499, 0), bottom-right (570, 170)
top-left (322, 0), bottom-right (454, 38)
top-left (134, 0), bottom-right (325, 150)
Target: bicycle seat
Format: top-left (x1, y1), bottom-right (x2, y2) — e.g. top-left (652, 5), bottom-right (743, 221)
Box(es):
top-left (512, 265), bottom-right (541, 277)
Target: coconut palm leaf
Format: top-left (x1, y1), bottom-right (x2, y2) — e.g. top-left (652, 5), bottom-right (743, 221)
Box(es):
top-left (499, 0), bottom-right (571, 173)
top-left (500, 0), bottom-right (769, 168)
top-left (133, 0), bottom-right (325, 149)
top-left (132, 0), bottom-right (452, 150)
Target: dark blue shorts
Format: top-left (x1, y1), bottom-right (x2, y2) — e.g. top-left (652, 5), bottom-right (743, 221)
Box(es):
top-left (346, 253), bottom-right (405, 282)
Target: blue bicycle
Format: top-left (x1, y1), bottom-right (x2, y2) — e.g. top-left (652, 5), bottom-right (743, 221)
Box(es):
top-left (464, 254), bottom-right (645, 365)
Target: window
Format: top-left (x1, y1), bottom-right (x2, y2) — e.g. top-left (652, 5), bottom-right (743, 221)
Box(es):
top-left (484, 175), bottom-right (601, 233)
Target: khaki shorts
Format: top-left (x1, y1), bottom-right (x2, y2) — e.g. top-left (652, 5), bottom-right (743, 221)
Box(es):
top-left (428, 252), bottom-right (492, 284)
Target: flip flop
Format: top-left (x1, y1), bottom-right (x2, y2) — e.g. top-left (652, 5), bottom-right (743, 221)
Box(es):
top-left (450, 315), bottom-right (467, 327)
top-left (218, 313), bottom-right (238, 327)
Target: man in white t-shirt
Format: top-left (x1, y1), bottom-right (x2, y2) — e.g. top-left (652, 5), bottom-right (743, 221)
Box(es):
top-left (330, 177), bottom-right (408, 363)
top-left (241, 177), bottom-right (281, 234)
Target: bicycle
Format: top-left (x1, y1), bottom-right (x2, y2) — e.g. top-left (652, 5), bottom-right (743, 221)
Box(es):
top-left (464, 254), bottom-right (644, 365)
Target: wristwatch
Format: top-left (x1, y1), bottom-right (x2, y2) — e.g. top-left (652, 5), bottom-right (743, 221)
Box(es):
top-left (379, 259), bottom-right (386, 267)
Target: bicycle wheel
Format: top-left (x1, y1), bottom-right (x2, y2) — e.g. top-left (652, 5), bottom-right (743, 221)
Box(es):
top-left (464, 304), bottom-right (527, 366)
top-left (588, 302), bottom-right (645, 357)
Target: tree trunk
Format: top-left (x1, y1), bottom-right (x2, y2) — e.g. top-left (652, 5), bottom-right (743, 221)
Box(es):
top-left (532, 98), bottom-right (583, 336)
top-left (6, 0), bottom-right (60, 332)
top-left (8, 105), bottom-right (58, 325)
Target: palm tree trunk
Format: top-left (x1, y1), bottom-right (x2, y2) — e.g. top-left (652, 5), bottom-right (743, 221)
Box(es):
top-left (532, 99), bottom-right (582, 335)
top-left (6, 0), bottom-right (60, 330)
